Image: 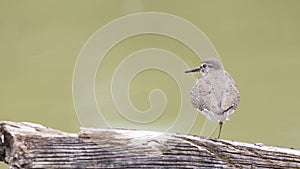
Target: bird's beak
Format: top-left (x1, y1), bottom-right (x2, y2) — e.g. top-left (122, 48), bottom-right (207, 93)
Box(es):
top-left (185, 67), bottom-right (200, 73)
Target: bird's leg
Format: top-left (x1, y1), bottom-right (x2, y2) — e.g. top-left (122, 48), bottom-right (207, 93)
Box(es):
top-left (217, 121), bottom-right (223, 139)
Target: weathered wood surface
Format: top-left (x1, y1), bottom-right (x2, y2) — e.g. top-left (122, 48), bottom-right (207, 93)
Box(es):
top-left (0, 121), bottom-right (299, 169)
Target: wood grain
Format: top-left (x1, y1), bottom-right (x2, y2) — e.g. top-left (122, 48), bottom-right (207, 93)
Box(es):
top-left (0, 121), bottom-right (299, 168)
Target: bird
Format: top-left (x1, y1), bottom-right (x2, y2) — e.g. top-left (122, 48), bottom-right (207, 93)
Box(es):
top-left (185, 58), bottom-right (240, 138)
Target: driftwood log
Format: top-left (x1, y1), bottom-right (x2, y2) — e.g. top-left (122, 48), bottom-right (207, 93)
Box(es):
top-left (0, 121), bottom-right (299, 168)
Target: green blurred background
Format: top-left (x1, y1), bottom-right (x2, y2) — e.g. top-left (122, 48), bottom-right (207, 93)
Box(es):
top-left (1, 0), bottom-right (300, 167)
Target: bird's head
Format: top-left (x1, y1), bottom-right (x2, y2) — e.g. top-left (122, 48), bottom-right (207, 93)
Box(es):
top-left (185, 58), bottom-right (223, 75)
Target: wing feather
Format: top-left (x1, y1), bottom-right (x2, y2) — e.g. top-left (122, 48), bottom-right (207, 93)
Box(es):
top-left (190, 71), bottom-right (240, 121)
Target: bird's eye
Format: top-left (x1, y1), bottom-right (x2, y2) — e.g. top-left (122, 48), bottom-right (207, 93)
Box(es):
top-left (202, 63), bottom-right (208, 68)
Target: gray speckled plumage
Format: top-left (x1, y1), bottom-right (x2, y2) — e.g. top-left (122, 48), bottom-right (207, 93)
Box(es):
top-left (185, 58), bottom-right (240, 138)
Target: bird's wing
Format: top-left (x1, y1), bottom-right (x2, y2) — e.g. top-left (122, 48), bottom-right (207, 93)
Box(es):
top-left (190, 76), bottom-right (219, 121)
top-left (190, 71), bottom-right (240, 121)
top-left (221, 72), bottom-right (240, 114)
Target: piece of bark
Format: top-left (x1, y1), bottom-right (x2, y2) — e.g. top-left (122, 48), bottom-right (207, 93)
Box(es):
top-left (0, 121), bottom-right (299, 168)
